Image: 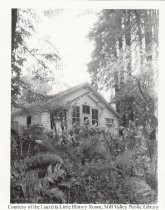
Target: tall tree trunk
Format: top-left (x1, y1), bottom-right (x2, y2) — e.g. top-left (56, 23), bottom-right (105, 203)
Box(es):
top-left (114, 73), bottom-right (120, 113)
top-left (118, 12), bottom-right (124, 85)
top-left (152, 10), bottom-right (159, 47)
top-left (144, 10), bottom-right (153, 62)
top-left (113, 46), bottom-right (120, 113)
top-left (115, 13), bottom-right (123, 113)
top-left (125, 10), bottom-right (134, 122)
top-left (134, 10), bottom-right (144, 71)
top-left (12, 9), bottom-right (18, 52)
top-left (125, 10), bottom-right (132, 76)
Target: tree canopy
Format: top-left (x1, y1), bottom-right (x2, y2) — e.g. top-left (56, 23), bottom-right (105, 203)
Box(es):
top-left (88, 9), bottom-right (158, 128)
top-left (11, 9), bottom-right (62, 107)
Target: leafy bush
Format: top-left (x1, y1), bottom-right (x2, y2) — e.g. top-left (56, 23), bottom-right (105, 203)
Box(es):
top-left (11, 121), bottom-right (157, 203)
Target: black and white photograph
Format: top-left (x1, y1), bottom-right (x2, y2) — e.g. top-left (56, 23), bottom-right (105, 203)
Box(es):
top-left (10, 7), bottom-right (159, 205)
top-left (0, 1), bottom-right (163, 208)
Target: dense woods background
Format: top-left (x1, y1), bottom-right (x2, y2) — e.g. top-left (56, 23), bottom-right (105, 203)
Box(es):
top-left (11, 9), bottom-right (158, 204)
top-left (88, 10), bottom-right (158, 128)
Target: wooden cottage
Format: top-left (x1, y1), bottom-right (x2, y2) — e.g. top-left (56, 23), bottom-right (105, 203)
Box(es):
top-left (12, 83), bottom-right (120, 135)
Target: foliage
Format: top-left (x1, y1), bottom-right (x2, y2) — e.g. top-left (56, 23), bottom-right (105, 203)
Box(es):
top-left (11, 9), bottom-right (158, 204)
top-left (11, 9), bottom-right (62, 107)
top-left (88, 9), bottom-right (158, 128)
top-left (11, 121), bottom-right (157, 204)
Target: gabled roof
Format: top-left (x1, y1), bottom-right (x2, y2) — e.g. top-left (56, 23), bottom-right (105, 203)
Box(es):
top-left (84, 83), bottom-right (120, 118)
top-left (12, 83), bottom-right (120, 118)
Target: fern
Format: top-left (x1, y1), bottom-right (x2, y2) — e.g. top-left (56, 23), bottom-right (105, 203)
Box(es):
top-left (113, 150), bottom-right (136, 176)
top-left (11, 150), bottom-right (65, 203)
top-left (44, 188), bottom-right (66, 203)
top-left (11, 121), bottom-right (157, 203)
top-left (123, 177), bottom-right (155, 204)
top-left (14, 152), bottom-right (63, 172)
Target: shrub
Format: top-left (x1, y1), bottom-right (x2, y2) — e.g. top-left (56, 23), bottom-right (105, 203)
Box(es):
top-left (11, 121), bottom-right (157, 203)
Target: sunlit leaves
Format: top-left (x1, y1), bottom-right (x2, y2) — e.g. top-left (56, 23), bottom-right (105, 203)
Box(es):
top-left (11, 9), bottom-right (62, 107)
top-left (88, 9), bottom-right (158, 128)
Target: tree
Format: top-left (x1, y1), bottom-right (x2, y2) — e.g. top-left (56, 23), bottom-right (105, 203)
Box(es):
top-left (88, 11), bottom-right (158, 196)
top-left (88, 9), bottom-right (158, 128)
top-left (11, 9), bottom-right (62, 107)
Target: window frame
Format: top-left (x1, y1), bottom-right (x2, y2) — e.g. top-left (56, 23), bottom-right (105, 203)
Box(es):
top-left (72, 106), bottom-right (80, 125)
top-left (92, 109), bottom-right (98, 125)
top-left (105, 118), bottom-right (114, 126)
top-left (82, 105), bottom-right (90, 114)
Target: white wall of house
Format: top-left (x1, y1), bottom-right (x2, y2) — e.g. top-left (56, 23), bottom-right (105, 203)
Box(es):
top-left (13, 113), bottom-right (42, 126)
top-left (100, 107), bottom-right (119, 128)
top-left (12, 86), bottom-right (119, 134)
top-left (60, 86), bottom-right (89, 105)
top-left (32, 114), bottom-right (42, 125)
top-left (99, 106), bottom-right (119, 136)
top-left (13, 115), bottom-right (27, 126)
top-left (41, 112), bottom-right (51, 130)
top-left (64, 90), bottom-right (119, 131)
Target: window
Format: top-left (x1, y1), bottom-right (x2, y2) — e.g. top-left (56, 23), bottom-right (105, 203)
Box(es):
top-left (105, 118), bottom-right (114, 126)
top-left (27, 116), bottom-right (31, 126)
top-left (92, 109), bottom-right (98, 125)
top-left (84, 117), bottom-right (90, 125)
top-left (72, 106), bottom-right (80, 125)
top-left (82, 105), bottom-right (90, 114)
top-left (84, 117), bottom-right (88, 122)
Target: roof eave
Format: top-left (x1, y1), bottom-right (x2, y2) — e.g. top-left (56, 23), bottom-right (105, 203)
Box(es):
top-left (86, 84), bottom-right (121, 119)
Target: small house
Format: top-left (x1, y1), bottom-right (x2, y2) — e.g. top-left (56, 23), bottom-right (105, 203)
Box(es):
top-left (12, 83), bottom-right (120, 135)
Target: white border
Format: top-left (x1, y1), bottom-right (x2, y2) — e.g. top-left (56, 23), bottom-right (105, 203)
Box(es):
top-left (0, 1), bottom-right (165, 209)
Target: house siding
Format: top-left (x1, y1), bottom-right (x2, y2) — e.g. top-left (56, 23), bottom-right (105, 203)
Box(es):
top-left (99, 107), bottom-right (119, 136)
top-left (65, 93), bottom-right (119, 132)
top-left (13, 114), bottom-right (42, 126)
top-left (12, 85), bottom-right (119, 134)
top-left (99, 107), bottom-right (119, 128)
top-left (31, 114), bottom-right (42, 125)
top-left (13, 115), bottom-right (27, 126)
top-left (41, 112), bottom-right (51, 129)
